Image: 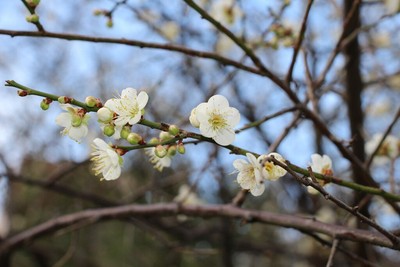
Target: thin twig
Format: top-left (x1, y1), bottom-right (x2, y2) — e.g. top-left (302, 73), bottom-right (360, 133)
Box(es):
top-left (285, 0), bottom-right (314, 85)
top-left (366, 106), bottom-right (400, 168)
top-left (182, 0), bottom-right (299, 103)
top-left (0, 29), bottom-right (264, 78)
top-left (326, 239), bottom-right (339, 267)
top-left (235, 106), bottom-right (299, 133)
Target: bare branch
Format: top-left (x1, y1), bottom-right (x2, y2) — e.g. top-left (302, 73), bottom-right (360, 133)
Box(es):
top-left (1, 203), bottom-right (399, 255)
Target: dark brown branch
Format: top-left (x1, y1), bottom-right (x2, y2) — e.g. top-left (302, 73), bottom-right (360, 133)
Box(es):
top-left (285, 0), bottom-right (314, 85)
top-left (0, 203), bottom-right (398, 255)
top-left (182, 0), bottom-right (300, 103)
top-left (0, 29), bottom-right (263, 78)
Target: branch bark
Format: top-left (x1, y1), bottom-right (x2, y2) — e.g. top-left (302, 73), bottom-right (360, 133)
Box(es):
top-left (0, 203), bottom-right (398, 255)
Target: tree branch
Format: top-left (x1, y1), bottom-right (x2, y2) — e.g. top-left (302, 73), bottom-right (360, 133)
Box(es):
top-left (0, 203), bottom-right (398, 255)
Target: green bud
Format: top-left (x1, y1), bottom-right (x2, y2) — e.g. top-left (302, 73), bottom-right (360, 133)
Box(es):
top-left (167, 145), bottom-right (176, 157)
top-left (168, 125), bottom-right (180, 136)
top-left (85, 96), bottom-right (97, 108)
top-left (26, 14), bottom-right (39, 23)
top-left (93, 9), bottom-right (104, 16)
top-left (160, 131), bottom-right (173, 142)
top-left (120, 125), bottom-right (131, 139)
top-left (57, 96), bottom-right (67, 104)
top-left (177, 143), bottom-right (185, 154)
top-left (18, 90), bottom-right (28, 97)
top-left (103, 124), bottom-right (115, 137)
top-left (97, 107), bottom-right (113, 123)
top-left (26, 0), bottom-right (40, 8)
top-left (106, 19), bottom-right (113, 28)
top-left (127, 132), bottom-right (142, 145)
top-left (148, 137), bottom-right (159, 145)
top-left (40, 99), bottom-right (49, 110)
top-left (155, 145), bottom-right (167, 158)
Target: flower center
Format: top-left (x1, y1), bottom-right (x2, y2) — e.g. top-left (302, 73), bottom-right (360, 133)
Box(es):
top-left (264, 162), bottom-right (274, 174)
top-left (209, 113), bottom-right (227, 130)
top-left (129, 104), bottom-right (139, 117)
top-left (321, 166), bottom-right (333, 176)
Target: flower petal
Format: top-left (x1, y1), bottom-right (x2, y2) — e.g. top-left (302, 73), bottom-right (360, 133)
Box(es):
top-left (137, 91), bottom-right (149, 109)
top-left (121, 87), bottom-right (137, 99)
top-left (55, 113), bottom-right (72, 127)
top-left (68, 125), bottom-right (88, 142)
top-left (208, 95), bottom-right (229, 111)
top-left (250, 183), bottom-right (265, 196)
top-left (233, 159), bottom-right (248, 171)
top-left (213, 127), bottom-right (235, 146)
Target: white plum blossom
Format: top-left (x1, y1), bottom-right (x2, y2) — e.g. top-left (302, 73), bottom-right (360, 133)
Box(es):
top-left (233, 152), bottom-right (287, 196)
top-left (308, 154), bottom-right (333, 194)
top-left (91, 138), bottom-right (123, 181)
top-left (145, 147), bottom-right (172, 172)
top-left (55, 104), bottom-right (90, 143)
top-left (259, 152), bottom-right (287, 181)
top-left (104, 87), bottom-right (148, 127)
top-left (233, 153), bottom-right (265, 196)
top-left (365, 134), bottom-right (399, 165)
top-left (191, 95), bottom-right (240, 146)
top-left (309, 154), bottom-right (333, 176)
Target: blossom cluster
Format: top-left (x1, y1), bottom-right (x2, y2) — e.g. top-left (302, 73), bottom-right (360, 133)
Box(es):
top-left (51, 86), bottom-right (338, 197)
top-left (54, 89), bottom-right (241, 181)
top-left (232, 152), bottom-right (335, 197)
top-left (233, 153), bottom-right (287, 196)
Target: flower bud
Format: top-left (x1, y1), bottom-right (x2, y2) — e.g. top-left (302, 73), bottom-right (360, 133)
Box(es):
top-left (168, 125), bottom-right (180, 136)
top-left (127, 132), bottom-right (142, 145)
top-left (160, 131), bottom-right (173, 142)
top-left (40, 99), bottom-right (50, 110)
top-left (155, 145), bottom-right (167, 158)
top-left (167, 145), bottom-right (177, 156)
top-left (120, 125), bottom-right (131, 139)
top-left (103, 124), bottom-right (115, 137)
top-left (58, 96), bottom-right (66, 104)
top-left (18, 90), bottom-right (28, 97)
top-left (148, 137), bottom-right (159, 145)
top-left (97, 107), bottom-right (113, 123)
top-left (26, 14), bottom-right (39, 23)
top-left (58, 96), bottom-right (72, 104)
top-left (85, 96), bottom-right (97, 108)
top-left (93, 9), bottom-right (104, 16)
top-left (26, 0), bottom-right (40, 8)
top-left (177, 143), bottom-right (185, 154)
top-left (106, 19), bottom-right (113, 28)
